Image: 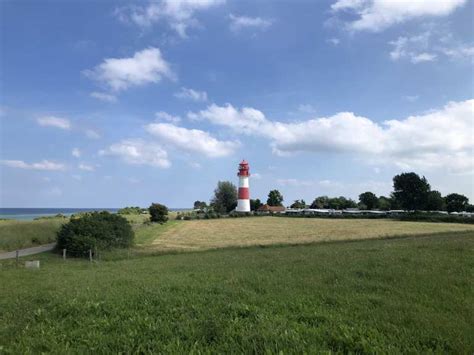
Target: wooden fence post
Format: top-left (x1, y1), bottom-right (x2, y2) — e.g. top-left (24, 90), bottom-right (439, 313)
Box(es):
top-left (16, 250), bottom-right (19, 265)
top-left (63, 249), bottom-right (66, 260)
top-left (89, 249), bottom-right (92, 262)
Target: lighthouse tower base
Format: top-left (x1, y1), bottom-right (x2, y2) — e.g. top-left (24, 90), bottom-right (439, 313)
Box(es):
top-left (236, 199), bottom-right (250, 212)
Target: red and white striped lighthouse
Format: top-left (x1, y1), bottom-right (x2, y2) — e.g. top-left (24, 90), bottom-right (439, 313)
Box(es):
top-left (236, 160), bottom-right (250, 212)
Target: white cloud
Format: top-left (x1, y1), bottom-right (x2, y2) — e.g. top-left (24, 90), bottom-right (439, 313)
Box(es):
top-left (146, 122), bottom-right (239, 158)
top-left (78, 163), bottom-right (95, 171)
top-left (84, 47), bottom-right (174, 92)
top-left (327, 38), bottom-right (340, 46)
top-left (332, 0), bottom-right (467, 32)
top-left (190, 99), bottom-right (474, 173)
top-left (90, 92), bottom-right (117, 103)
top-left (100, 139), bottom-right (170, 168)
top-left (72, 148), bottom-right (81, 158)
top-left (155, 111), bottom-right (181, 124)
top-left (440, 45), bottom-right (474, 60)
top-left (37, 116), bottom-right (71, 130)
top-left (1, 160), bottom-right (66, 171)
top-left (115, 0), bottom-right (225, 38)
top-left (410, 52), bottom-right (437, 63)
top-left (229, 14), bottom-right (273, 32)
top-left (389, 31), bottom-right (473, 64)
top-left (174, 87), bottom-right (208, 102)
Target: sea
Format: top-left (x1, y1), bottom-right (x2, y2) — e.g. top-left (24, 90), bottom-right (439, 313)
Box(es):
top-left (0, 208), bottom-right (121, 221)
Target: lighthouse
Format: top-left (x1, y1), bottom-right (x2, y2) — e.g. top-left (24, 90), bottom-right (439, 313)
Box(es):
top-left (236, 160), bottom-right (251, 212)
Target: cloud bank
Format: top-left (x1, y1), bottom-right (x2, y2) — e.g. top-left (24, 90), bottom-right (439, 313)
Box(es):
top-left (189, 99), bottom-right (474, 173)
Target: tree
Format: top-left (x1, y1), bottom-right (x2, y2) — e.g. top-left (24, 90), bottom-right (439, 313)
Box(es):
top-left (57, 212), bottom-right (134, 256)
top-left (193, 200), bottom-right (207, 210)
top-left (359, 192), bottom-right (378, 210)
top-left (425, 190), bottom-right (445, 211)
top-left (392, 172), bottom-right (431, 211)
top-left (310, 196), bottom-right (329, 209)
top-left (377, 196), bottom-right (392, 211)
top-left (148, 203), bottom-right (169, 223)
top-left (211, 181), bottom-right (237, 213)
top-left (290, 199), bottom-right (306, 209)
top-left (267, 190), bottom-right (284, 206)
top-left (445, 193), bottom-right (469, 213)
top-left (250, 198), bottom-right (263, 211)
top-left (326, 196), bottom-right (356, 210)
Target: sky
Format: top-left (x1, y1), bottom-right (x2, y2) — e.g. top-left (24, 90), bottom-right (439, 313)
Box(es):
top-left (1, 0), bottom-right (473, 208)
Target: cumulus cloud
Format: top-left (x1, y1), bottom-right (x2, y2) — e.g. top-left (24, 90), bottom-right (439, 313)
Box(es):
top-left (115, 0), bottom-right (225, 38)
top-left (100, 139), bottom-right (170, 168)
top-left (331, 0), bottom-right (466, 32)
top-left (155, 111), bottom-right (182, 124)
top-left (84, 47), bottom-right (174, 92)
top-left (189, 99), bottom-right (474, 173)
top-left (1, 160), bottom-right (66, 171)
top-left (90, 92), bottom-right (117, 103)
top-left (174, 87), bottom-right (208, 102)
top-left (228, 14), bottom-right (273, 32)
top-left (146, 122), bottom-right (239, 158)
top-left (37, 116), bottom-right (71, 130)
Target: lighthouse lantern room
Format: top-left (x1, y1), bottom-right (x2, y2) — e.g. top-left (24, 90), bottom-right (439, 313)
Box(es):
top-left (236, 160), bottom-right (251, 212)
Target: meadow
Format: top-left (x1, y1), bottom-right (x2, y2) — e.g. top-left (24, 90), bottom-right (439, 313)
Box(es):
top-left (0, 218), bottom-right (66, 252)
top-left (1, 232), bottom-right (473, 353)
top-left (147, 216), bottom-right (474, 252)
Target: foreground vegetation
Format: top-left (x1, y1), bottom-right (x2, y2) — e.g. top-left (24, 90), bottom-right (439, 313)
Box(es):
top-left (0, 213), bottom-right (157, 252)
top-left (1, 232), bottom-right (473, 353)
top-left (0, 218), bottom-right (66, 252)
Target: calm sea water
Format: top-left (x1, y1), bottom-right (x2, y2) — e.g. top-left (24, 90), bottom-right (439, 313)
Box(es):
top-left (0, 208), bottom-right (120, 221)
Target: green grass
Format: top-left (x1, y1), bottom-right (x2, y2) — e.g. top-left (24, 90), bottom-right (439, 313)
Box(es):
top-left (0, 218), bottom-right (66, 252)
top-left (1, 232), bottom-right (473, 353)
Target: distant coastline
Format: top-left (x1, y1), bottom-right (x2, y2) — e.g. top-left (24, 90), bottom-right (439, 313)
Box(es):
top-left (0, 208), bottom-right (188, 221)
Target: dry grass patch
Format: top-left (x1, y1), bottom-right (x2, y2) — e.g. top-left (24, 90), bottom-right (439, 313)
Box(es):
top-left (150, 217), bottom-right (474, 252)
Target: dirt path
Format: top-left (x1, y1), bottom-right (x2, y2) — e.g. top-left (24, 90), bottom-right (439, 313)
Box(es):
top-left (0, 243), bottom-right (56, 260)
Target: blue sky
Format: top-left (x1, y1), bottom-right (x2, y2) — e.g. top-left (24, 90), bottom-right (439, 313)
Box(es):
top-left (1, 0), bottom-right (473, 208)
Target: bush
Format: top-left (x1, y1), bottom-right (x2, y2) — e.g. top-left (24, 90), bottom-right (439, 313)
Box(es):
top-left (56, 212), bottom-right (134, 256)
top-left (148, 203), bottom-right (169, 223)
top-left (117, 206), bottom-right (144, 215)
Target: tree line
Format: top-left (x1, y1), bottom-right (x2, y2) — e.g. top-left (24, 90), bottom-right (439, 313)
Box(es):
top-left (196, 172), bottom-right (472, 213)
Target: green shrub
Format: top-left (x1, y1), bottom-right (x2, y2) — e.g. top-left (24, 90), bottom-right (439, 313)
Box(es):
top-left (148, 203), bottom-right (169, 223)
top-left (117, 206), bottom-right (144, 215)
top-left (56, 212), bottom-right (134, 256)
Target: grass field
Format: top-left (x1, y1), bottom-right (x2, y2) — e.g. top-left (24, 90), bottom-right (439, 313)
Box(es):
top-left (147, 216), bottom-right (474, 252)
top-left (0, 218), bottom-right (66, 252)
top-left (1, 232), bottom-right (473, 353)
